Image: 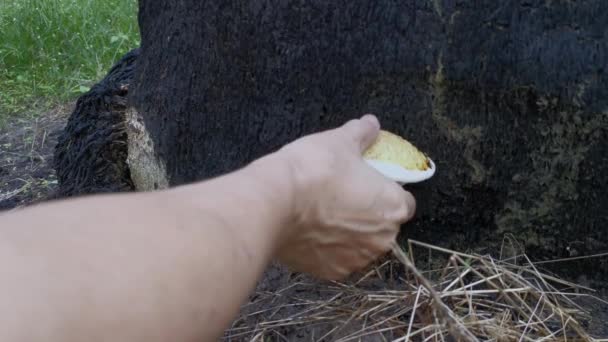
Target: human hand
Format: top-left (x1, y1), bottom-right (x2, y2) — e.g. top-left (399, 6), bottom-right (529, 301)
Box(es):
top-left (274, 115), bottom-right (416, 280)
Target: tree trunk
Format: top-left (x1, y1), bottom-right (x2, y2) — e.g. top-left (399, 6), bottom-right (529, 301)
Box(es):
top-left (54, 49), bottom-right (139, 197)
top-left (58, 1), bottom-right (608, 282)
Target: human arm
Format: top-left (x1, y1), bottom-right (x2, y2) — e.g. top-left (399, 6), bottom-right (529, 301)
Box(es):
top-left (0, 115), bottom-right (415, 341)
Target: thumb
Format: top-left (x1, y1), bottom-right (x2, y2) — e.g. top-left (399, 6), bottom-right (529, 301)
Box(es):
top-left (341, 114), bottom-right (381, 152)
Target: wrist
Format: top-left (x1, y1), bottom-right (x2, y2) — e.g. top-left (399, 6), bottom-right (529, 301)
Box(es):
top-left (244, 152), bottom-right (299, 242)
top-left (168, 152), bottom-right (298, 262)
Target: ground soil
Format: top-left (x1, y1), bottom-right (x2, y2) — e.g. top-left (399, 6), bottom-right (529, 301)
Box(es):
top-left (0, 105), bottom-right (71, 210)
top-left (1, 106), bottom-right (607, 340)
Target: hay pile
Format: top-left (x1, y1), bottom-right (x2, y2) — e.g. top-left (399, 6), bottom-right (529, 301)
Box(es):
top-left (225, 240), bottom-right (607, 341)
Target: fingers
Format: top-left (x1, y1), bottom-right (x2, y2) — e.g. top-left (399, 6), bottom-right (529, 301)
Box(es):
top-left (325, 230), bottom-right (398, 280)
top-left (376, 181), bottom-right (416, 224)
top-left (341, 114), bottom-right (381, 152)
top-left (396, 188), bottom-right (416, 223)
top-left (317, 240), bottom-right (393, 281)
top-left (360, 114), bottom-right (380, 130)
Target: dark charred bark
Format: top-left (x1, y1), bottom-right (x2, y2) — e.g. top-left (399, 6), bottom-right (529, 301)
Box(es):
top-left (55, 2), bottom-right (608, 282)
top-left (54, 49), bottom-right (139, 197)
top-left (130, 1), bottom-right (608, 280)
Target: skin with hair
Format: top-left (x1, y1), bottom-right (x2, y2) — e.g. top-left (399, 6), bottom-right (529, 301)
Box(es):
top-left (0, 114), bottom-right (415, 341)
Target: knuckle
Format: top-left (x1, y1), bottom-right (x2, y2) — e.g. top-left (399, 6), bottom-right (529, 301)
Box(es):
top-left (396, 202), bottom-right (411, 222)
top-left (397, 191), bottom-right (416, 222)
top-left (406, 192), bottom-right (416, 217)
top-left (342, 119), bottom-right (362, 135)
top-left (389, 184), bottom-right (408, 203)
top-left (368, 233), bottom-right (395, 254)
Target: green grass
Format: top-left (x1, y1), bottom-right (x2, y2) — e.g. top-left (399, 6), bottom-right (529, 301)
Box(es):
top-left (0, 0), bottom-right (139, 126)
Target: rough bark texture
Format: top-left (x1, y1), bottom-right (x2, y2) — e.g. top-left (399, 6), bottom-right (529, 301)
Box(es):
top-left (53, 1), bottom-right (608, 282)
top-left (130, 1), bottom-right (608, 280)
top-left (54, 49), bottom-right (139, 196)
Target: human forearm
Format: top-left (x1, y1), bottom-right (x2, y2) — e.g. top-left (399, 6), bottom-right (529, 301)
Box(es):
top-left (0, 153), bottom-right (294, 341)
top-left (0, 115), bottom-right (415, 341)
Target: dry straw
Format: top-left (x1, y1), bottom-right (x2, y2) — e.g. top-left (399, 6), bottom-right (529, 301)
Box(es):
top-left (225, 239), bottom-right (608, 341)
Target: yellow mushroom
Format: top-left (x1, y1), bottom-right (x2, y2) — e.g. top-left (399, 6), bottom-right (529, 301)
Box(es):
top-left (363, 130), bottom-right (430, 171)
